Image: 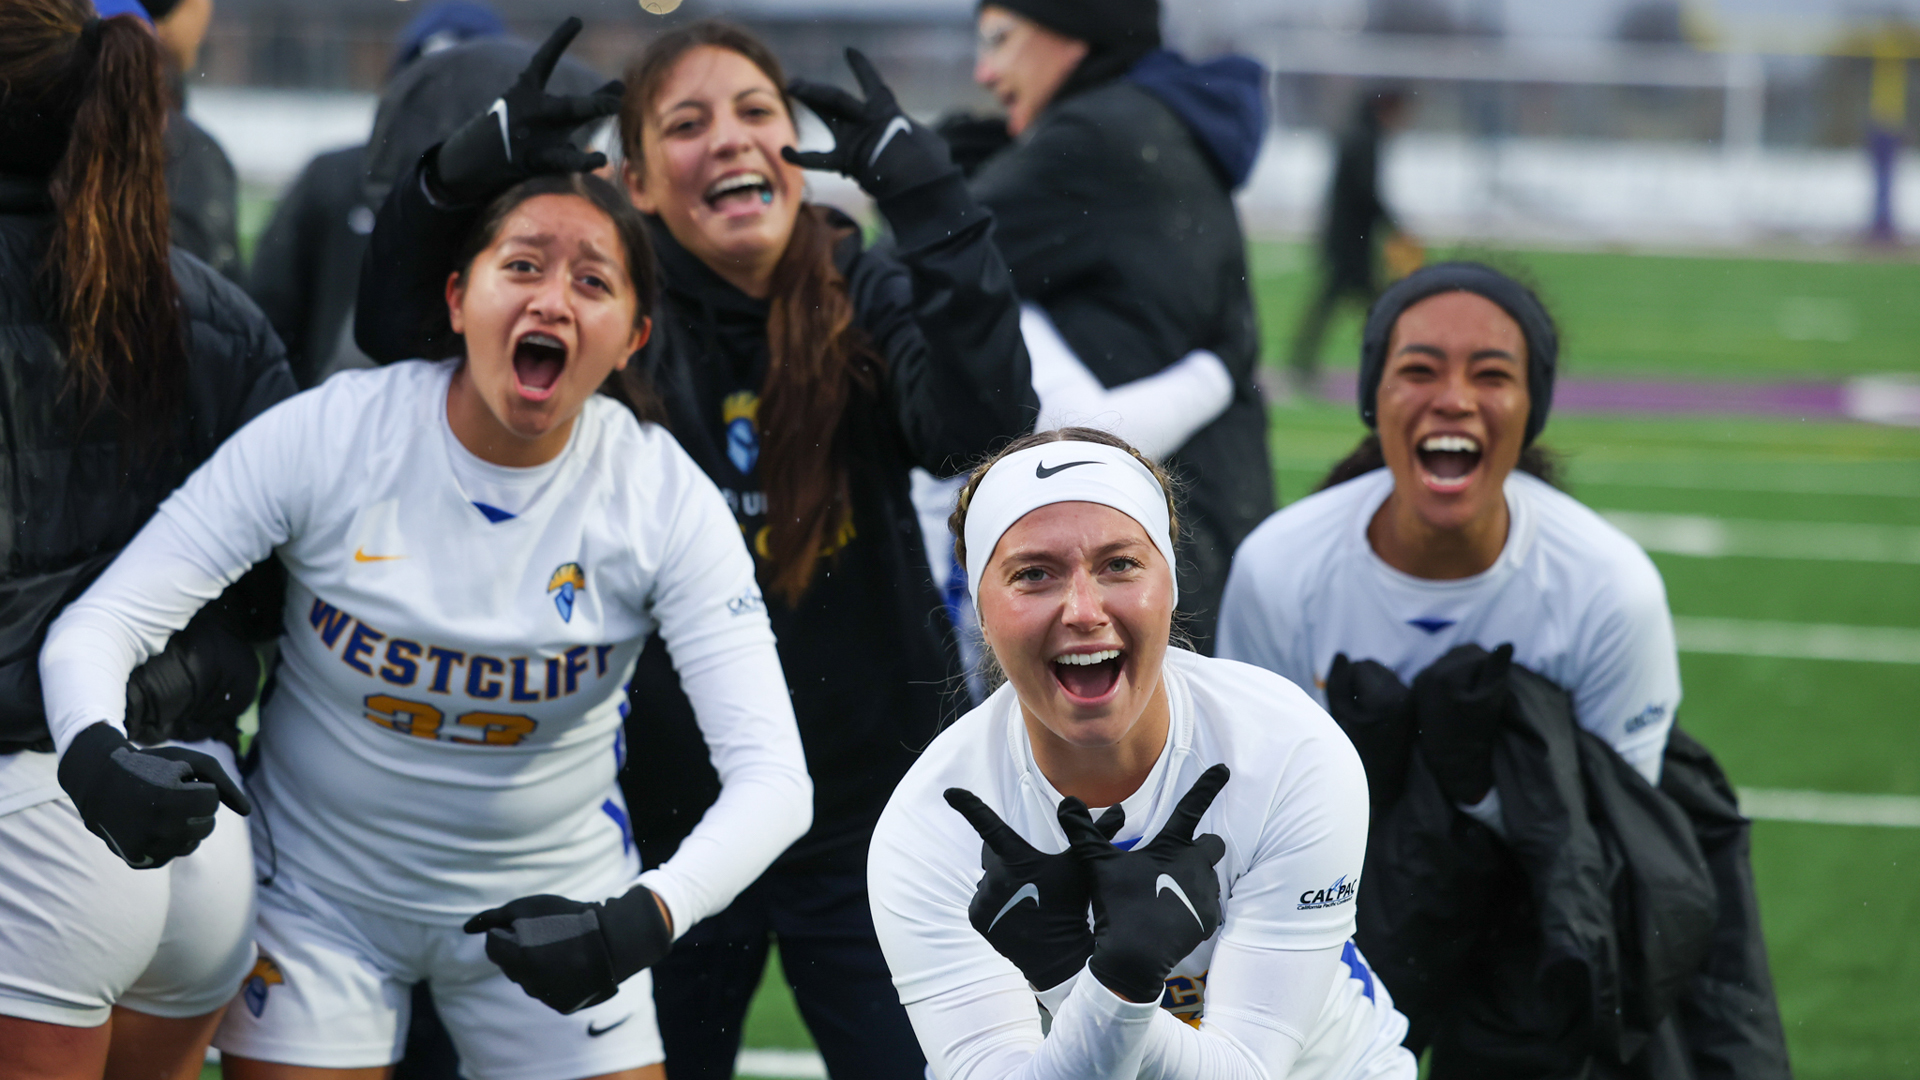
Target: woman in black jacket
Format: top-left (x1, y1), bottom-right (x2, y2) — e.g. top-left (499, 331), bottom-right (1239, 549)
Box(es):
top-left (352, 19), bottom-right (1034, 1079)
top-left (0, 2), bottom-right (293, 1076)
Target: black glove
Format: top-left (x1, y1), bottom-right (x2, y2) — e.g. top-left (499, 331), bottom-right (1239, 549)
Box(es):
top-left (782, 48), bottom-right (956, 200)
top-left (1059, 765), bottom-right (1230, 1003)
top-left (945, 787), bottom-right (1124, 992)
top-left (934, 112), bottom-right (1013, 178)
top-left (1325, 654), bottom-right (1416, 815)
top-left (429, 18), bottom-right (624, 207)
top-left (57, 720), bottom-right (252, 869)
top-left (1412, 643), bottom-right (1514, 806)
top-left (464, 885), bottom-right (672, 1014)
top-left (124, 614), bottom-right (260, 745)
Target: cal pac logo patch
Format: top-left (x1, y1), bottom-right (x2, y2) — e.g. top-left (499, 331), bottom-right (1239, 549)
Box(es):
top-left (1298, 874), bottom-right (1358, 911)
top-left (242, 953), bottom-right (285, 1017)
top-left (548, 563), bottom-right (586, 623)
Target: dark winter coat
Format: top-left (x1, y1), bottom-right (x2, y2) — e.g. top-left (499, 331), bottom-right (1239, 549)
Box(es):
top-left (968, 52), bottom-right (1272, 649)
top-left (353, 164), bottom-right (1035, 870)
top-left (0, 174), bottom-right (297, 753)
top-left (247, 144), bottom-right (374, 388)
top-left (249, 39), bottom-right (606, 390)
top-left (1336, 659), bottom-right (1791, 1079)
top-left (166, 109), bottom-right (243, 283)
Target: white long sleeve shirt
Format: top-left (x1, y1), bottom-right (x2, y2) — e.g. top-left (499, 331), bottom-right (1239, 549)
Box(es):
top-left (869, 649), bottom-right (1415, 1080)
top-left (40, 360), bottom-right (811, 931)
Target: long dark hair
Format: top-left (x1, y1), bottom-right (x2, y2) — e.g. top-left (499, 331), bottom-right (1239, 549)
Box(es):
top-left (0, 0), bottom-right (185, 442)
top-left (1317, 433), bottom-right (1562, 492)
top-left (621, 20), bottom-right (884, 606)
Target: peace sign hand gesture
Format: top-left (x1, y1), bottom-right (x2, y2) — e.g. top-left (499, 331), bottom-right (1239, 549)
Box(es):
top-left (945, 787), bottom-right (1124, 992)
top-left (1058, 764), bottom-right (1230, 1004)
top-left (783, 48), bottom-right (955, 201)
top-left (431, 18), bottom-right (625, 207)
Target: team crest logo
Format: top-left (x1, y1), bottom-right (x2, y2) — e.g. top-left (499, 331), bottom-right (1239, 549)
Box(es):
top-left (548, 563), bottom-right (587, 623)
top-left (242, 953), bottom-right (284, 1017)
top-left (723, 391), bottom-right (760, 476)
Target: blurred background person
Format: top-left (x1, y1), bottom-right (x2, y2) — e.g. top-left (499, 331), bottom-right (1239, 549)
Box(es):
top-left (0, 1), bottom-right (293, 1076)
top-left (964, 0), bottom-right (1273, 652)
top-left (1287, 85), bottom-right (1418, 395)
top-left (246, 0), bottom-right (508, 389)
top-left (350, 18), bottom-right (1036, 1078)
top-left (93, 0), bottom-right (245, 282)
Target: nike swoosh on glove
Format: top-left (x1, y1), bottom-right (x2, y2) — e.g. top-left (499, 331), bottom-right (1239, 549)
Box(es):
top-left (945, 787), bottom-right (1124, 992)
top-left (429, 17), bottom-right (624, 207)
top-left (1412, 643), bottom-right (1514, 807)
top-left (464, 885), bottom-right (671, 1015)
top-left (782, 48), bottom-right (956, 201)
top-left (57, 721), bottom-right (252, 869)
top-left (1060, 764), bottom-right (1230, 1004)
top-left (1325, 654), bottom-right (1416, 816)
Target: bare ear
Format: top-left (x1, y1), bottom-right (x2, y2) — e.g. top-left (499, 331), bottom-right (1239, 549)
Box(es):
top-left (446, 271), bottom-right (466, 335)
top-left (617, 317), bottom-right (652, 371)
top-left (624, 161), bottom-right (657, 216)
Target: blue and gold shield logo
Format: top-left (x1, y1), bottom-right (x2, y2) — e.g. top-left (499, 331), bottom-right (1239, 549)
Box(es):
top-left (723, 391), bottom-right (760, 476)
top-left (242, 953), bottom-right (285, 1017)
top-left (548, 563), bottom-right (586, 623)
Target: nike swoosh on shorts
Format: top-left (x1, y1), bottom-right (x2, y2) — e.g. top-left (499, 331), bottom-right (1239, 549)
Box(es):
top-left (988, 882), bottom-right (1041, 932)
top-left (1155, 874), bottom-right (1204, 931)
top-left (587, 1014), bottom-right (631, 1037)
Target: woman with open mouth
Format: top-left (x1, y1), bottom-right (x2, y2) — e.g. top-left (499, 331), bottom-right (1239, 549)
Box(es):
top-left (1213, 264), bottom-right (1793, 1074)
top-left (40, 167), bottom-right (814, 1080)
top-left (866, 428), bottom-right (1416, 1080)
top-left (351, 18), bottom-right (1037, 1078)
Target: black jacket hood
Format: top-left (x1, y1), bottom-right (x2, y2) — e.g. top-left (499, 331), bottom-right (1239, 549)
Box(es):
top-left (364, 38), bottom-right (606, 202)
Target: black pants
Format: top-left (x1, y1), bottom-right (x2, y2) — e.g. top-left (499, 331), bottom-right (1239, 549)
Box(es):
top-left (1289, 265), bottom-right (1376, 383)
top-left (652, 864), bottom-right (925, 1080)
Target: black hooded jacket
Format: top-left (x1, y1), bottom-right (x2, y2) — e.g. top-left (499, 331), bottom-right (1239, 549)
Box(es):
top-left (166, 108), bottom-right (243, 283)
top-left (353, 164), bottom-right (1035, 870)
top-left (250, 40), bottom-right (606, 389)
top-left (0, 175), bottom-right (296, 752)
top-left (967, 51), bottom-right (1272, 649)
top-left (1335, 657), bottom-right (1791, 1079)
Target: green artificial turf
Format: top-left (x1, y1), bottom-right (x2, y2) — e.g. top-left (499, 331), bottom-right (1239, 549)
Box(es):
top-left (1255, 240), bottom-right (1920, 379)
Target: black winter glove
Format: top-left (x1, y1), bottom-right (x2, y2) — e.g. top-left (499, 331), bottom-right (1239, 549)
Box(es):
top-left (782, 49), bottom-right (956, 200)
top-left (1324, 654), bottom-right (1416, 815)
top-left (1412, 643), bottom-right (1514, 807)
top-left (123, 614), bottom-right (260, 745)
top-left (944, 787), bottom-right (1125, 992)
top-left (57, 721), bottom-right (252, 869)
top-left (934, 112), bottom-right (1013, 178)
top-left (464, 885), bottom-right (672, 1015)
top-left (429, 18), bottom-right (624, 207)
top-left (1060, 765), bottom-right (1230, 1003)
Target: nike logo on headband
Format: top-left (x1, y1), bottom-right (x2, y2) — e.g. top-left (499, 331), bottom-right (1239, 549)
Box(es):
top-left (1035, 460), bottom-right (1099, 479)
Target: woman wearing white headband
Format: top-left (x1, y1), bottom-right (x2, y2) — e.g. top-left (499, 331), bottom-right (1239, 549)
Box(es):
top-left (867, 428), bottom-right (1415, 1080)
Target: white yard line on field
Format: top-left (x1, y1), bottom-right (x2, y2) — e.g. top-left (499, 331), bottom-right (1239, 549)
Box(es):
top-left (737, 1048), bottom-right (829, 1079)
top-left (1738, 788), bottom-right (1920, 828)
top-left (1602, 511), bottom-right (1920, 564)
top-left (1674, 616), bottom-right (1920, 664)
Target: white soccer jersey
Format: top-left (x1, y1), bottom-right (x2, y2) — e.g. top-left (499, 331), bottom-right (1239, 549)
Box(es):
top-left (41, 360), bottom-right (810, 929)
top-left (870, 648), bottom-right (1412, 1080)
top-left (1217, 468), bottom-right (1681, 783)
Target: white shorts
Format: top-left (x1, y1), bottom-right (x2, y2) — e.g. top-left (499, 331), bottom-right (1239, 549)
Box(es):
top-left (0, 743), bottom-right (256, 1028)
top-left (213, 869), bottom-right (663, 1080)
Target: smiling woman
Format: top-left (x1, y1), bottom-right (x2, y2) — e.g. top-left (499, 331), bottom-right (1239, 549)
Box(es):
top-left (864, 428), bottom-right (1417, 1080)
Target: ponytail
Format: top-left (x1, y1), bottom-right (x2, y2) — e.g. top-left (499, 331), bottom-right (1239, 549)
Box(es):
top-left (44, 12), bottom-right (185, 441)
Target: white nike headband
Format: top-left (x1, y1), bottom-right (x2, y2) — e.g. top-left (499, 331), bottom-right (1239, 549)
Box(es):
top-left (963, 441), bottom-right (1178, 609)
